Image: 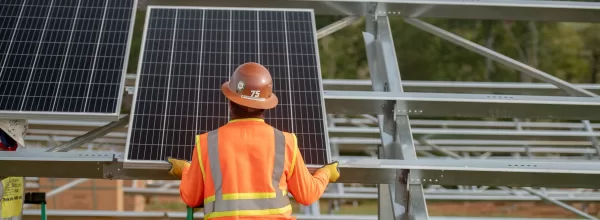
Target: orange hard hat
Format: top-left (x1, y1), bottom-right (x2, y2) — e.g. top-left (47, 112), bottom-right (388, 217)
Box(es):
top-left (221, 62), bottom-right (278, 110)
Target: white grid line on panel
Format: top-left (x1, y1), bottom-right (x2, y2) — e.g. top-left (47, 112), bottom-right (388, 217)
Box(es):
top-left (257, 11), bottom-right (260, 63)
top-left (282, 11), bottom-right (295, 134)
top-left (2, 1), bottom-right (46, 110)
top-left (141, 28), bottom-right (311, 33)
top-left (140, 62), bottom-right (318, 68)
top-left (193, 9), bottom-right (206, 160)
top-left (143, 50), bottom-right (317, 56)
top-left (227, 9), bottom-right (233, 120)
top-left (159, 9), bottom-right (179, 160)
top-left (0, 0), bottom-right (27, 78)
top-left (144, 17), bottom-right (311, 23)
top-left (19, 0), bottom-right (55, 111)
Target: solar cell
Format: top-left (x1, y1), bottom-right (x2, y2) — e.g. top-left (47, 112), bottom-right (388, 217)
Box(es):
top-left (125, 6), bottom-right (330, 166)
top-left (0, 0), bottom-right (136, 120)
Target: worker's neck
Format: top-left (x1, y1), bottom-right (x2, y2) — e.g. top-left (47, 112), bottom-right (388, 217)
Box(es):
top-left (230, 115), bottom-right (264, 120)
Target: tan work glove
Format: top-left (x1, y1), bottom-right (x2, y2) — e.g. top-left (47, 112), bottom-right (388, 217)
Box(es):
top-left (167, 157), bottom-right (191, 179)
top-left (319, 161), bottom-right (340, 183)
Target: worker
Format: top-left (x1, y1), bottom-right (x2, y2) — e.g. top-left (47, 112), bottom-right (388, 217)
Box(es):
top-left (0, 119), bottom-right (27, 220)
top-left (167, 62), bottom-right (340, 219)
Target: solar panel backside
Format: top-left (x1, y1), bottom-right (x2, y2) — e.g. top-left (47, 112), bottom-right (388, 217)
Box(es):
top-left (0, 0), bottom-right (136, 120)
top-left (125, 6), bottom-right (330, 166)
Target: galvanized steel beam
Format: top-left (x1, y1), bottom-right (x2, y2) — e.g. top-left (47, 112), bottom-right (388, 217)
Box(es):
top-left (323, 91), bottom-right (600, 120)
top-left (6, 151), bottom-right (600, 188)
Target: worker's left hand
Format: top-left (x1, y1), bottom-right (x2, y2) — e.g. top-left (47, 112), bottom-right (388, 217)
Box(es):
top-left (166, 157), bottom-right (191, 179)
top-left (320, 161), bottom-right (340, 183)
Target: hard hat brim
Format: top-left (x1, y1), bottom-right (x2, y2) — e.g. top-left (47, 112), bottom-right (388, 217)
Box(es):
top-left (221, 81), bottom-right (278, 110)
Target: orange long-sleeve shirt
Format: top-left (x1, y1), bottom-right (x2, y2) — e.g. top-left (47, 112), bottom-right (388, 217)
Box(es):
top-left (179, 119), bottom-right (330, 211)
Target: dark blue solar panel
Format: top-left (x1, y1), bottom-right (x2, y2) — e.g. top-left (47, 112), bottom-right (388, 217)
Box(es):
top-left (126, 7), bottom-right (330, 165)
top-left (0, 0), bottom-right (136, 117)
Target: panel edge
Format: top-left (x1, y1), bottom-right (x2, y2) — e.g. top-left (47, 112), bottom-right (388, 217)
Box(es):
top-left (123, 5), bottom-right (154, 163)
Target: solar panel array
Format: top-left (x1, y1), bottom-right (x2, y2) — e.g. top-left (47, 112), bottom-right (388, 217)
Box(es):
top-left (0, 0), bottom-right (136, 119)
top-left (125, 7), bottom-right (330, 165)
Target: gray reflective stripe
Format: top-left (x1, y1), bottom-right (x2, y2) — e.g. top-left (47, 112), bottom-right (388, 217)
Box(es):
top-left (272, 129), bottom-right (285, 191)
top-left (206, 130), bottom-right (221, 199)
top-left (204, 128), bottom-right (290, 215)
top-left (204, 196), bottom-right (290, 213)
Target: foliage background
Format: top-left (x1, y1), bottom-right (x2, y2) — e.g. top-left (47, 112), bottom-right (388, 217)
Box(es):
top-left (126, 12), bottom-right (600, 84)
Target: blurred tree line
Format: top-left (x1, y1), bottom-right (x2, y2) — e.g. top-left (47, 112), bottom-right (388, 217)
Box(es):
top-left (315, 16), bottom-right (600, 83)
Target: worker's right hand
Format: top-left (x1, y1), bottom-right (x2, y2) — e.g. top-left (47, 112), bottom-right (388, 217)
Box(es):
top-left (319, 161), bottom-right (340, 183)
top-left (167, 157), bottom-right (191, 179)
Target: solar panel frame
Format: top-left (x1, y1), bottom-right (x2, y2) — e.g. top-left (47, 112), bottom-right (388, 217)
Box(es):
top-left (0, 0), bottom-right (138, 121)
top-left (123, 5), bottom-right (331, 168)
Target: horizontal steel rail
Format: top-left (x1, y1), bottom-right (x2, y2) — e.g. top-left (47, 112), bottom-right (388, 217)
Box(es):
top-left (324, 91), bottom-right (600, 120)
top-left (122, 187), bottom-right (600, 202)
top-left (123, 77), bottom-right (600, 96)
top-left (321, 80), bottom-right (600, 95)
top-left (329, 127), bottom-right (600, 141)
top-left (4, 151), bottom-right (600, 187)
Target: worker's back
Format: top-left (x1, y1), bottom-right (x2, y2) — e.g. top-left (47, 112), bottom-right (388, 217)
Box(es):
top-left (172, 63), bottom-right (339, 219)
top-left (212, 119), bottom-right (291, 199)
top-left (195, 118), bottom-right (330, 219)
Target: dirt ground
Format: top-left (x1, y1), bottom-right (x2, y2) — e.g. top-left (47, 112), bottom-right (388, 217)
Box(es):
top-left (147, 196), bottom-right (600, 218)
top-left (427, 201), bottom-right (600, 218)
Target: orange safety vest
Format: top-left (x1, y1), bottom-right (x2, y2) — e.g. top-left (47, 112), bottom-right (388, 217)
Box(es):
top-left (195, 118), bottom-right (300, 219)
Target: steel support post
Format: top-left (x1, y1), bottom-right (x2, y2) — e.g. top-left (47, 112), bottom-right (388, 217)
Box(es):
top-left (583, 120), bottom-right (600, 157)
top-left (363, 3), bottom-right (427, 219)
top-left (364, 7), bottom-right (398, 219)
top-left (327, 114), bottom-right (344, 213)
top-left (513, 119), bottom-right (532, 157)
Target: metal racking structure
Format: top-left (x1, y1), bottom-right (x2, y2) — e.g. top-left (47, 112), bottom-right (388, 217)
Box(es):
top-left (2, 0), bottom-right (600, 219)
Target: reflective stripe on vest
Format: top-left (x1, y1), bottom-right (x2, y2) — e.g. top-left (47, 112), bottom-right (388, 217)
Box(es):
top-left (203, 128), bottom-right (291, 219)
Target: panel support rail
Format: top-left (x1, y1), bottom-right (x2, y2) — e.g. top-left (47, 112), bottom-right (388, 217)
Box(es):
top-left (3, 152), bottom-right (600, 189)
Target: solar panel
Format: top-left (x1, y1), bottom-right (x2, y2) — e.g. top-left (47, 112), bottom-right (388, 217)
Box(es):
top-left (125, 6), bottom-right (331, 166)
top-left (0, 0), bottom-right (137, 120)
